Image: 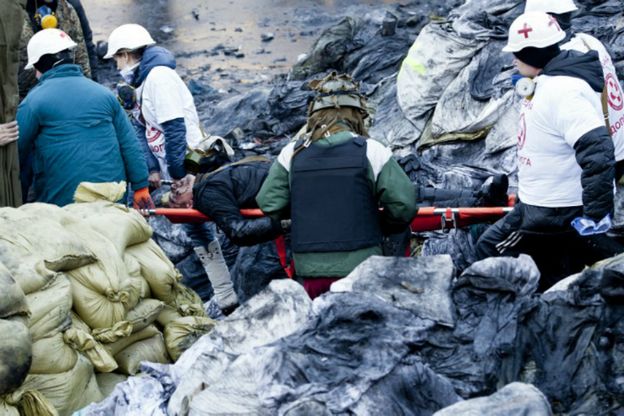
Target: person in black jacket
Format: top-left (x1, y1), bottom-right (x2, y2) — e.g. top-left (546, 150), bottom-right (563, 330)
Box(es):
top-left (476, 11), bottom-right (623, 289)
top-left (169, 141), bottom-right (291, 302)
top-left (66, 0), bottom-right (98, 81)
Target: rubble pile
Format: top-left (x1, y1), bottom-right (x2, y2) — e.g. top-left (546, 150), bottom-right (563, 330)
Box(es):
top-left (78, 254), bottom-right (624, 415)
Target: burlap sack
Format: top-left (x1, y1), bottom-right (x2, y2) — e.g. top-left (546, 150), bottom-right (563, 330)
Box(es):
top-left (114, 332), bottom-right (170, 375)
top-left (0, 261), bottom-right (28, 319)
top-left (0, 212), bottom-right (95, 272)
top-left (104, 325), bottom-right (160, 357)
top-left (63, 328), bottom-right (118, 373)
top-left (66, 228), bottom-right (140, 329)
top-left (95, 372), bottom-right (127, 397)
top-left (65, 201), bottom-right (152, 254)
top-left (125, 239), bottom-right (181, 304)
top-left (21, 355), bottom-right (102, 416)
top-left (27, 275), bottom-right (72, 341)
top-left (0, 317), bottom-right (32, 396)
top-left (164, 316), bottom-right (216, 361)
top-left (30, 333), bottom-right (77, 375)
top-left (2, 390), bottom-right (58, 416)
top-left (126, 299), bottom-right (165, 334)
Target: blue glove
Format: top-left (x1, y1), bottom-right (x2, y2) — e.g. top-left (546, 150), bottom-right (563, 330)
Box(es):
top-left (571, 214), bottom-right (612, 236)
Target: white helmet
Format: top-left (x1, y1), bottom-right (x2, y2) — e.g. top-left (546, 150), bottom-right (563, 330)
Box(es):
top-left (104, 24), bottom-right (155, 59)
top-left (503, 11), bottom-right (566, 52)
top-left (525, 0), bottom-right (578, 14)
top-left (25, 28), bottom-right (77, 70)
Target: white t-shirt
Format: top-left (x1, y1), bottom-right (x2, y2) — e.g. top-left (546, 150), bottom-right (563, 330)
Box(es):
top-left (136, 66), bottom-right (203, 180)
top-left (562, 33), bottom-right (624, 161)
top-left (517, 75), bottom-right (605, 207)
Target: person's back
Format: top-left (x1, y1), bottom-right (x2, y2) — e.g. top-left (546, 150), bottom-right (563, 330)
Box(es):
top-left (525, 0), bottom-right (624, 176)
top-left (19, 65), bottom-right (129, 204)
top-left (257, 72), bottom-right (416, 298)
top-left (17, 29), bottom-right (149, 207)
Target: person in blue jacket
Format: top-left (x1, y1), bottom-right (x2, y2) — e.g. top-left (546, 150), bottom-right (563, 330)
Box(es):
top-left (17, 28), bottom-right (153, 208)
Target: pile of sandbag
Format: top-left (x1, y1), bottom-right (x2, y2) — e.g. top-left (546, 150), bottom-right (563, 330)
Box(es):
top-left (0, 183), bottom-right (215, 415)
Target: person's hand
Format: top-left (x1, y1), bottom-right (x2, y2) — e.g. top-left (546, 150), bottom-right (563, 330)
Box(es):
top-left (171, 174), bottom-right (195, 196)
top-left (0, 121), bottom-right (19, 147)
top-left (133, 187), bottom-right (155, 212)
top-left (148, 171), bottom-right (161, 189)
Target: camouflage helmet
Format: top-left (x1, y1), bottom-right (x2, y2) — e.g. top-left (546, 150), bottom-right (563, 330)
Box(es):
top-left (307, 72), bottom-right (368, 116)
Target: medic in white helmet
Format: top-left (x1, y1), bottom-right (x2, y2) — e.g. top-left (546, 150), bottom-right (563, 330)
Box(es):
top-left (475, 11), bottom-right (622, 289)
top-left (525, 0), bottom-right (624, 180)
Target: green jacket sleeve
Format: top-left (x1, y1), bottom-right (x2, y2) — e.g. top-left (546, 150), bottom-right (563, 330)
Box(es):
top-left (376, 157), bottom-right (417, 232)
top-left (112, 97), bottom-right (149, 190)
top-left (256, 161), bottom-right (291, 219)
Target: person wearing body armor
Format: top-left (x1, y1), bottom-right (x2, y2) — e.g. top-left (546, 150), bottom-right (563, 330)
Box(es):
top-left (105, 24), bottom-right (238, 314)
top-left (257, 72), bottom-right (417, 299)
top-left (18, 0), bottom-right (91, 100)
top-left (167, 136), bottom-right (293, 302)
top-left (17, 29), bottom-right (151, 207)
top-left (475, 11), bottom-right (622, 289)
top-left (525, 0), bottom-right (624, 180)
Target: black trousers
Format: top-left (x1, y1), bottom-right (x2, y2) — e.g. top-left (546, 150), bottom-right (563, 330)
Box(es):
top-left (476, 203), bottom-right (624, 291)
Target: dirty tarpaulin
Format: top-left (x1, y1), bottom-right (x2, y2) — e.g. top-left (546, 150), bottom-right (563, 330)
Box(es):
top-left (186, 292), bottom-right (458, 415)
top-left (416, 255), bottom-right (540, 398)
top-left (520, 254), bottom-right (624, 414)
top-left (433, 382), bottom-right (552, 416)
top-left (0, 0), bottom-right (24, 207)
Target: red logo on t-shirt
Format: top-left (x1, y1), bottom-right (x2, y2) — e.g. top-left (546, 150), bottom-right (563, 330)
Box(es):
top-left (518, 113), bottom-right (526, 149)
top-left (146, 126), bottom-right (162, 143)
top-left (606, 73), bottom-right (624, 111)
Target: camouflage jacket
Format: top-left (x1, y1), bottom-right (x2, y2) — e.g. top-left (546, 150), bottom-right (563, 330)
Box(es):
top-left (18, 0), bottom-right (91, 100)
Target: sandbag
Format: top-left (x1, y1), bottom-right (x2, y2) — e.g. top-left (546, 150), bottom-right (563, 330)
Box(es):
top-left (92, 321), bottom-right (133, 344)
top-left (0, 317), bottom-right (32, 396)
top-left (0, 400), bottom-right (19, 416)
top-left (0, 213), bottom-right (95, 272)
top-left (65, 201), bottom-right (152, 253)
top-left (73, 181), bottom-right (127, 204)
top-left (170, 283), bottom-right (206, 318)
top-left (105, 325), bottom-right (161, 357)
top-left (123, 254), bottom-right (151, 298)
top-left (125, 239), bottom-right (181, 304)
top-left (126, 299), bottom-right (165, 334)
top-left (164, 316), bottom-right (216, 361)
top-left (0, 250), bottom-right (56, 295)
top-left (95, 373), bottom-right (127, 397)
top-left (114, 332), bottom-right (170, 375)
top-left (21, 355), bottom-right (102, 416)
top-left (63, 328), bottom-right (118, 373)
top-left (157, 305), bottom-right (184, 327)
top-left (70, 312), bottom-right (91, 334)
top-left (2, 390), bottom-right (58, 416)
top-left (0, 261), bottom-right (28, 319)
top-left (30, 333), bottom-right (77, 375)
top-left (27, 274), bottom-right (72, 341)
top-left (66, 228), bottom-right (140, 329)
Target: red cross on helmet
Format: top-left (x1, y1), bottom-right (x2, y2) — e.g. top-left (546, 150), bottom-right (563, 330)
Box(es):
top-left (502, 11), bottom-right (566, 53)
